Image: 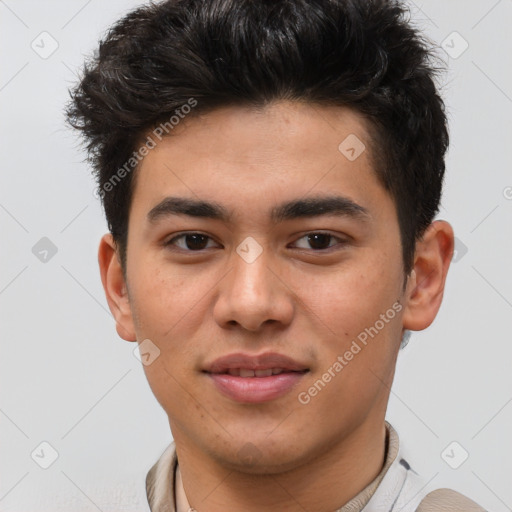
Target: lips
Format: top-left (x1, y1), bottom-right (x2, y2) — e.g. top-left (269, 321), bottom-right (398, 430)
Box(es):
top-left (225, 368), bottom-right (289, 377)
top-left (204, 352), bottom-right (309, 403)
top-left (204, 352), bottom-right (309, 374)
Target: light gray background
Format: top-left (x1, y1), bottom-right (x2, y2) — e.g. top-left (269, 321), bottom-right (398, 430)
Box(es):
top-left (1, 0), bottom-right (511, 510)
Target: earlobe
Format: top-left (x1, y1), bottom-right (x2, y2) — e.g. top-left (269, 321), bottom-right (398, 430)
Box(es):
top-left (98, 233), bottom-right (137, 342)
top-left (402, 220), bottom-right (454, 332)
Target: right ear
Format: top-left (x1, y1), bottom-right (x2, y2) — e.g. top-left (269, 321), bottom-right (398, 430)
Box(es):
top-left (98, 233), bottom-right (137, 342)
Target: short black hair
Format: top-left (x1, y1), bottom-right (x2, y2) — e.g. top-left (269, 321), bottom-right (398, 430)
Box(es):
top-left (66, 0), bottom-right (449, 277)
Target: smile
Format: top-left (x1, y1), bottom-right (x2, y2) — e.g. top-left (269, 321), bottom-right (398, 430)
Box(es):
top-left (221, 368), bottom-right (297, 377)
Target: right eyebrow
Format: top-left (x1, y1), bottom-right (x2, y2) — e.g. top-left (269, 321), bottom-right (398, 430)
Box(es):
top-left (147, 197), bottom-right (230, 224)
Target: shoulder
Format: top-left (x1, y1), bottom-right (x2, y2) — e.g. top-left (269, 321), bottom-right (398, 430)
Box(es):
top-left (416, 488), bottom-right (487, 511)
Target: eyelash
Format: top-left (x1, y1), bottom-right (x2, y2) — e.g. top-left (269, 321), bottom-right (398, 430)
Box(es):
top-left (163, 231), bottom-right (348, 253)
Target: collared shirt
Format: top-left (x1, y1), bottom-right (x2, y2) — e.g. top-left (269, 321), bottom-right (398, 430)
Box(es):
top-left (146, 422), bottom-right (486, 512)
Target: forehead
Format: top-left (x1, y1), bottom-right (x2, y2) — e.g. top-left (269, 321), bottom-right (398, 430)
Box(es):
top-left (129, 100), bottom-right (386, 221)
top-left (145, 100), bottom-right (373, 164)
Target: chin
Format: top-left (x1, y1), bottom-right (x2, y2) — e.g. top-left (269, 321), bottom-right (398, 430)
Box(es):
top-left (223, 453), bottom-right (306, 475)
top-left (212, 436), bottom-right (315, 475)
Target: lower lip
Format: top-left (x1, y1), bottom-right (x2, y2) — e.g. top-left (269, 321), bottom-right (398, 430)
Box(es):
top-left (208, 372), bottom-right (307, 403)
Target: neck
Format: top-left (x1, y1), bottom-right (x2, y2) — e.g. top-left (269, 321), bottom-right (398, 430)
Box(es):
top-left (173, 418), bottom-right (387, 512)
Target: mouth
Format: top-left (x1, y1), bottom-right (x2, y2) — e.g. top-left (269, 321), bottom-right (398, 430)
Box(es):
top-left (218, 367), bottom-right (304, 377)
top-left (203, 352), bottom-right (310, 403)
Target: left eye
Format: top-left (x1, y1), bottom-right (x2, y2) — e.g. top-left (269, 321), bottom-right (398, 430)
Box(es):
top-left (291, 232), bottom-right (345, 251)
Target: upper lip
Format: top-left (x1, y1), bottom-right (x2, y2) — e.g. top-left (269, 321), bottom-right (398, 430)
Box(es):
top-left (204, 352), bottom-right (309, 374)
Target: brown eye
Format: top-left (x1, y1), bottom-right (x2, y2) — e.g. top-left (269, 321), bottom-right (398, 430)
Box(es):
top-left (306, 233), bottom-right (332, 250)
top-left (165, 233), bottom-right (218, 251)
top-left (292, 232), bottom-right (346, 251)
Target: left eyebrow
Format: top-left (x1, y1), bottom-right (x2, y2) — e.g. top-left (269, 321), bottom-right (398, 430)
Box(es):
top-left (271, 195), bottom-right (371, 223)
top-left (146, 195), bottom-right (371, 224)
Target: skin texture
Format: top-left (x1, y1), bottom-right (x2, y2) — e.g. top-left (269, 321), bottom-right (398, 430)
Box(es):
top-left (98, 101), bottom-right (454, 512)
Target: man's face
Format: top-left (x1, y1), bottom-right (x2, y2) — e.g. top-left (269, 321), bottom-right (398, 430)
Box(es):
top-left (122, 101), bottom-right (408, 472)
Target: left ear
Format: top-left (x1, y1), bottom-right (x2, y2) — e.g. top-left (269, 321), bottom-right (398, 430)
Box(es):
top-left (402, 220), bottom-right (454, 331)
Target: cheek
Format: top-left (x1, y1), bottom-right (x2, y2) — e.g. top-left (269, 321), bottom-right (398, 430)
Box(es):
top-left (298, 275), bottom-right (403, 426)
top-left (129, 259), bottom-right (205, 337)
top-left (295, 258), bottom-right (402, 348)
top-left (140, 357), bottom-right (190, 420)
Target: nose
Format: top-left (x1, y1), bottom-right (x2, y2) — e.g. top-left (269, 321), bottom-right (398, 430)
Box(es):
top-left (213, 243), bottom-right (294, 332)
